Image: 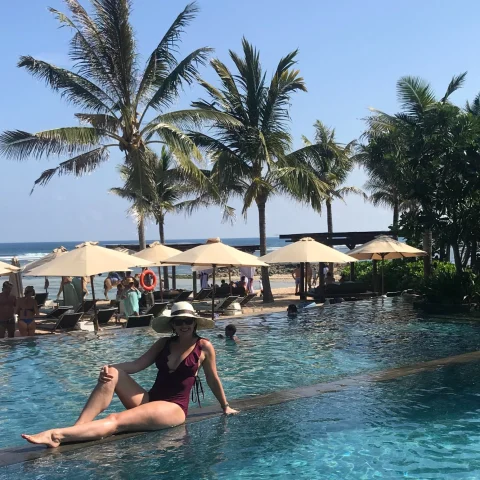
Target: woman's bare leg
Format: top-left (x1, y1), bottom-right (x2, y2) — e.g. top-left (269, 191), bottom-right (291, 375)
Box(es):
top-left (75, 367), bottom-right (148, 425)
top-left (27, 322), bottom-right (36, 336)
top-left (18, 321), bottom-right (28, 337)
top-left (22, 401), bottom-right (185, 448)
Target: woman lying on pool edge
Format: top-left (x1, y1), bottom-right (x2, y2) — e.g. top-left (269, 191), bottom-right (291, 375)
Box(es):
top-left (22, 302), bottom-right (238, 448)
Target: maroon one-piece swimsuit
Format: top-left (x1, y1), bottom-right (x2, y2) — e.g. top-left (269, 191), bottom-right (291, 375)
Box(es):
top-left (148, 337), bottom-right (203, 415)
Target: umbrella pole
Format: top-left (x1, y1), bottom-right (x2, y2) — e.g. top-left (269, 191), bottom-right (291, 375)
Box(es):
top-left (211, 265), bottom-right (216, 321)
top-left (381, 254), bottom-right (385, 296)
top-left (90, 275), bottom-right (100, 332)
top-left (229, 268), bottom-right (232, 295)
top-left (158, 266), bottom-right (163, 302)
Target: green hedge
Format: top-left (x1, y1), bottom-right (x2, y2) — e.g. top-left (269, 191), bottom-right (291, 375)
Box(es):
top-left (341, 260), bottom-right (479, 303)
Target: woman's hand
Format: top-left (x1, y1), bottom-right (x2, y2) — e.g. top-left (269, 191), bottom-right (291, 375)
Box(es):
top-left (223, 406), bottom-right (239, 415)
top-left (98, 365), bottom-right (115, 383)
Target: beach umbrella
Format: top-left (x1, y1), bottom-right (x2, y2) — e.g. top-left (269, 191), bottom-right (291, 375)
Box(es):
top-left (259, 237), bottom-right (357, 264)
top-left (9, 257), bottom-right (23, 298)
top-left (0, 260), bottom-right (20, 276)
top-left (347, 235), bottom-right (427, 294)
top-left (26, 241), bottom-right (153, 331)
top-left (259, 237), bottom-right (357, 297)
top-left (23, 246), bottom-right (68, 294)
top-left (165, 238), bottom-right (268, 320)
top-left (133, 242), bottom-right (182, 301)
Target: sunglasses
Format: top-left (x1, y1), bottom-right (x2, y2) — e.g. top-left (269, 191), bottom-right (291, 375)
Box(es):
top-left (173, 317), bottom-right (195, 327)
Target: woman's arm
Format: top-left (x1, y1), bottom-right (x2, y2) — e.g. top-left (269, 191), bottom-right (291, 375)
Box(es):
top-left (110, 337), bottom-right (167, 374)
top-left (201, 340), bottom-right (238, 415)
top-left (33, 300), bottom-right (39, 317)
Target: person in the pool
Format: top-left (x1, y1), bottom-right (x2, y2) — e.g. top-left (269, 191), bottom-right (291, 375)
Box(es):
top-left (16, 286), bottom-right (39, 337)
top-left (217, 324), bottom-right (239, 342)
top-left (21, 302), bottom-right (238, 448)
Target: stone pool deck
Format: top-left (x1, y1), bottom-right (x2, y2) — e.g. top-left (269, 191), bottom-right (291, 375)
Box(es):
top-left (3, 348), bottom-right (480, 468)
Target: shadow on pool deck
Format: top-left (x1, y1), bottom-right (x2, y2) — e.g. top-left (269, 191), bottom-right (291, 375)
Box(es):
top-left (3, 348), bottom-right (480, 468)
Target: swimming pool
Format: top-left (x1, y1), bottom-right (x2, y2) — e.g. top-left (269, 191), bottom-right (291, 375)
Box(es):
top-left (2, 298), bottom-right (480, 476)
top-left (4, 360), bottom-right (480, 479)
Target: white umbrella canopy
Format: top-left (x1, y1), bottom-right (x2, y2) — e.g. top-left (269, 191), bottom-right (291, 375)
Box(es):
top-left (26, 241), bottom-right (152, 277)
top-left (347, 236), bottom-right (427, 260)
top-left (165, 238), bottom-right (268, 320)
top-left (25, 242), bottom-right (153, 331)
top-left (347, 236), bottom-right (427, 295)
top-left (165, 238), bottom-right (268, 268)
top-left (259, 237), bottom-right (357, 264)
top-left (133, 242), bottom-right (182, 266)
top-left (134, 242), bottom-right (183, 300)
top-left (23, 246), bottom-right (68, 275)
top-left (0, 260), bottom-right (20, 276)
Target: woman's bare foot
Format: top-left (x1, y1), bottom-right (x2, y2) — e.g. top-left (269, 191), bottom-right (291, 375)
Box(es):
top-left (21, 430), bottom-right (61, 448)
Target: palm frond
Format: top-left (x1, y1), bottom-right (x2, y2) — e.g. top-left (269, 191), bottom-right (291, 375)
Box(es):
top-left (136, 2), bottom-right (199, 103)
top-left (18, 56), bottom-right (115, 113)
top-left (75, 113), bottom-right (120, 131)
top-left (466, 92), bottom-right (480, 116)
top-left (396, 76), bottom-right (436, 116)
top-left (31, 146), bottom-right (110, 192)
top-left (0, 127), bottom-right (105, 160)
top-left (441, 72), bottom-right (467, 103)
top-left (140, 48), bottom-right (211, 119)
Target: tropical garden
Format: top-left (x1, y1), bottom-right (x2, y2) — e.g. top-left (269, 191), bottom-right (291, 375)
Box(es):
top-left (0, 0), bottom-right (479, 304)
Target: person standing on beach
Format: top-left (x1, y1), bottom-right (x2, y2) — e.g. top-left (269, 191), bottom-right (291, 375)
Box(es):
top-left (122, 278), bottom-right (141, 317)
top-left (292, 265), bottom-right (301, 294)
top-left (0, 281), bottom-right (16, 338)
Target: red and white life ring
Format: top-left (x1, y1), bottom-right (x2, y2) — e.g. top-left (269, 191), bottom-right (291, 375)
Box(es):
top-left (140, 269), bottom-right (157, 291)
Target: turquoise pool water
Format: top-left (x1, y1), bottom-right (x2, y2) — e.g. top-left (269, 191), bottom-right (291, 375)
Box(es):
top-left (4, 360), bottom-right (480, 479)
top-left (2, 298), bottom-right (480, 451)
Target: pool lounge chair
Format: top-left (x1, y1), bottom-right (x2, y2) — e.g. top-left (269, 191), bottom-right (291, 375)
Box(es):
top-left (34, 293), bottom-right (48, 308)
top-left (126, 314), bottom-right (153, 329)
top-left (239, 293), bottom-right (257, 307)
top-left (38, 306), bottom-right (73, 319)
top-left (143, 302), bottom-right (168, 317)
top-left (37, 312), bottom-right (83, 332)
top-left (75, 299), bottom-right (97, 314)
top-left (192, 288), bottom-right (212, 301)
top-left (97, 308), bottom-right (117, 325)
top-left (169, 290), bottom-right (193, 304)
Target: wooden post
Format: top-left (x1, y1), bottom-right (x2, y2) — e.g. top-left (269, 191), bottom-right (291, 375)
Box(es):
top-left (372, 260), bottom-right (378, 293)
top-left (300, 263), bottom-right (305, 300)
top-left (172, 266), bottom-right (177, 289)
top-left (229, 268), bottom-right (232, 295)
top-left (350, 262), bottom-right (355, 281)
top-left (90, 275), bottom-right (99, 332)
top-left (211, 265), bottom-right (216, 321)
top-left (158, 266), bottom-right (163, 302)
top-left (192, 271), bottom-right (197, 295)
top-left (163, 266), bottom-right (169, 290)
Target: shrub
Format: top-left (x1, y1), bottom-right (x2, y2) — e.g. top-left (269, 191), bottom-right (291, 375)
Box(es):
top-left (423, 270), bottom-right (480, 304)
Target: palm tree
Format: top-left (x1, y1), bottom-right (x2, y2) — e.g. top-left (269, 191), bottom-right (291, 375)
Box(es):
top-left (0, 1), bottom-right (227, 249)
top-left (190, 39), bottom-right (328, 302)
top-left (302, 121), bottom-right (364, 238)
top-left (363, 73), bottom-right (468, 276)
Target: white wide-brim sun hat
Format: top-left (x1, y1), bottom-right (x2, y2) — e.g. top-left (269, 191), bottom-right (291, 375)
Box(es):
top-left (151, 301), bottom-right (215, 333)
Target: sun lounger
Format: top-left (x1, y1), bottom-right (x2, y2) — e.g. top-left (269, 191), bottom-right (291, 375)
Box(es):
top-left (169, 290), bottom-right (193, 304)
top-left (193, 288), bottom-right (212, 301)
top-left (143, 302), bottom-right (168, 317)
top-left (239, 293), bottom-right (257, 307)
top-left (38, 306), bottom-right (73, 319)
top-left (214, 296), bottom-right (239, 313)
top-left (97, 308), bottom-right (117, 325)
top-left (126, 314), bottom-right (153, 329)
top-left (34, 293), bottom-right (48, 308)
top-left (37, 312), bottom-right (83, 332)
top-left (75, 299), bottom-right (97, 313)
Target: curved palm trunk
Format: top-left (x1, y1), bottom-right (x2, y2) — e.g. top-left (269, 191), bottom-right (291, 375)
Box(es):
top-left (158, 215), bottom-right (169, 290)
top-left (326, 199), bottom-right (334, 273)
top-left (257, 201), bottom-right (273, 303)
top-left (138, 216), bottom-right (146, 251)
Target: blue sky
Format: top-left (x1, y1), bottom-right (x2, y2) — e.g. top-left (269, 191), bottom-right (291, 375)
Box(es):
top-left (1, 0), bottom-right (479, 242)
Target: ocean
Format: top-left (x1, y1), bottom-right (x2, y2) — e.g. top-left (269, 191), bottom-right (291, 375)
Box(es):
top-left (0, 237), bottom-right (292, 296)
